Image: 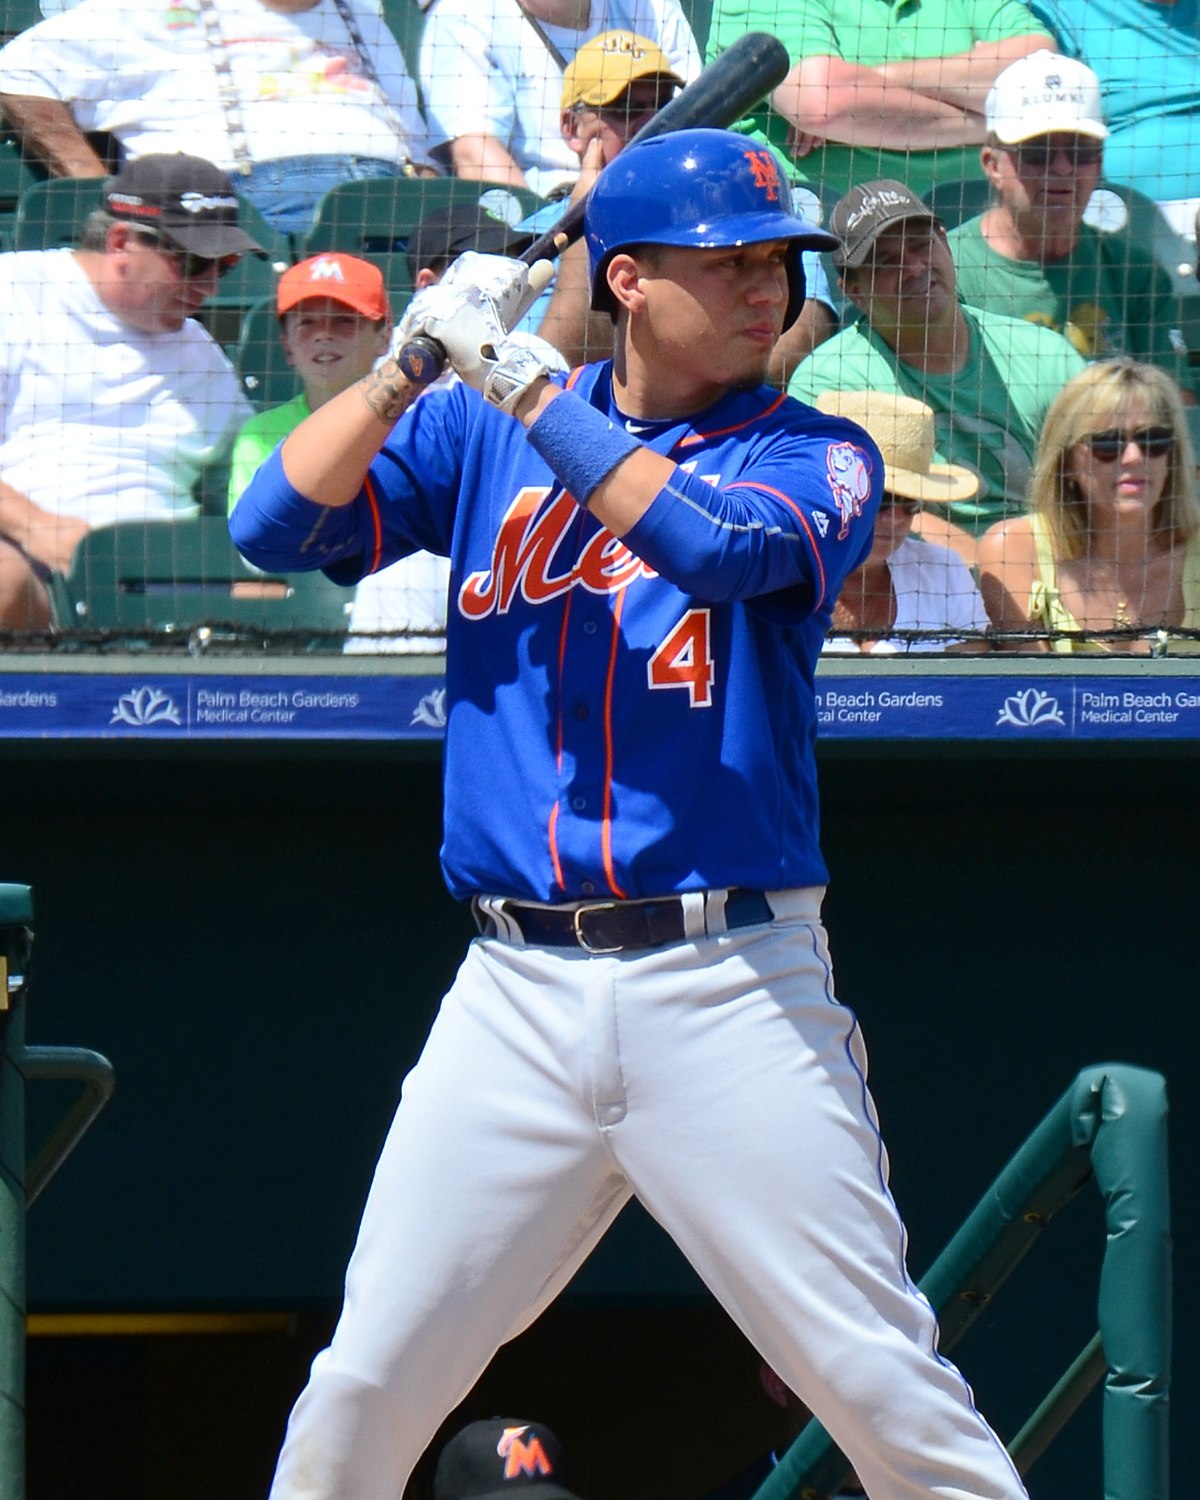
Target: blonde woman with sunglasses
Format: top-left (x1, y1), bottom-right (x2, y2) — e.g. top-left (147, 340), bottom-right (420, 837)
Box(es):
top-left (978, 359), bottom-right (1200, 652)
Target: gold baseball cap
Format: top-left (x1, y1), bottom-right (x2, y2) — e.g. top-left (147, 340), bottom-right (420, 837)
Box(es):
top-left (561, 30), bottom-right (683, 110)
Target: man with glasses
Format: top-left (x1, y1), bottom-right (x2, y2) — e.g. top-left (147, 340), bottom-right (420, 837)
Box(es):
top-left (946, 51), bottom-right (1198, 401)
top-left (788, 178), bottom-right (1085, 562)
top-left (529, 29), bottom-right (839, 374)
top-left (419, 0), bottom-right (701, 201)
top-left (0, 153), bottom-right (257, 630)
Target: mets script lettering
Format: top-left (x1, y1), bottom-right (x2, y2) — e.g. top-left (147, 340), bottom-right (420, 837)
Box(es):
top-left (459, 488), bottom-right (657, 619)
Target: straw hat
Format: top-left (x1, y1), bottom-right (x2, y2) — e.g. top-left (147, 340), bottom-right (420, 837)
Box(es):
top-left (815, 391), bottom-right (979, 503)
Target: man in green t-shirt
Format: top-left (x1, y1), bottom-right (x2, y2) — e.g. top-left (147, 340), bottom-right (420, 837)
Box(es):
top-left (789, 179), bottom-right (1085, 560)
top-left (226, 252), bottom-right (394, 512)
top-left (945, 50), bottom-right (1197, 399)
top-left (706, 0), bottom-right (1052, 204)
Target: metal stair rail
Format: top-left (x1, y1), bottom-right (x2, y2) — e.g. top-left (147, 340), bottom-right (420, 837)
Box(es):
top-left (0, 883), bottom-right (116, 1500)
top-left (753, 1063), bottom-right (1171, 1500)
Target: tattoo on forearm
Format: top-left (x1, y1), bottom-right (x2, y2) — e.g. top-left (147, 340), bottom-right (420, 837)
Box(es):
top-left (361, 359), bottom-right (418, 425)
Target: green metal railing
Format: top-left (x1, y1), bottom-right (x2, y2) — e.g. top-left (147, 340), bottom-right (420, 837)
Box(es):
top-left (755, 1063), bottom-right (1171, 1500)
top-left (0, 883), bottom-right (115, 1500)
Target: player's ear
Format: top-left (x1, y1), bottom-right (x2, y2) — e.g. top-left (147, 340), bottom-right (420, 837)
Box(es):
top-left (606, 253), bottom-right (645, 314)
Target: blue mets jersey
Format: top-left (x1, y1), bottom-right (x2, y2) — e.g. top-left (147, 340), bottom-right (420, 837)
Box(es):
top-left (232, 363), bottom-right (881, 902)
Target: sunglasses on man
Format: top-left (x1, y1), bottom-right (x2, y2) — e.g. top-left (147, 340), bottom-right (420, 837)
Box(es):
top-left (132, 227), bottom-right (242, 280)
top-left (1006, 140), bottom-right (1104, 171)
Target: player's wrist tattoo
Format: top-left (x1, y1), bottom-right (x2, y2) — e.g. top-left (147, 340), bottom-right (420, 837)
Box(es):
top-left (361, 358), bottom-right (419, 425)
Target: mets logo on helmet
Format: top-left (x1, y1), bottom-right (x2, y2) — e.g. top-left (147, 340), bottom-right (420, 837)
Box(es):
top-left (743, 150), bottom-right (781, 201)
top-left (497, 1426), bottom-right (554, 1480)
top-left (824, 441), bottom-right (873, 541)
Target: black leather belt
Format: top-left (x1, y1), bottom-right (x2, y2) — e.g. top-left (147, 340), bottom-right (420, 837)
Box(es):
top-left (473, 888), bottom-right (773, 954)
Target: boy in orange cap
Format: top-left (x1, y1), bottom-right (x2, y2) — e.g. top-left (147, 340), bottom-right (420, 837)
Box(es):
top-left (227, 253), bottom-right (392, 511)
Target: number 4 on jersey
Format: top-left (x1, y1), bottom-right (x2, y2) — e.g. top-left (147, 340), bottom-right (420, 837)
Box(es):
top-left (647, 609), bottom-right (714, 708)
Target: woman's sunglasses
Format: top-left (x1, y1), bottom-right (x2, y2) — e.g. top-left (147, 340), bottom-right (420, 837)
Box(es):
top-left (1081, 425), bottom-right (1174, 462)
top-left (881, 493), bottom-right (921, 513)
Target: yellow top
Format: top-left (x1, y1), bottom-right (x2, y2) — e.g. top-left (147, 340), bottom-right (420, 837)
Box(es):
top-left (1028, 512), bottom-right (1200, 654)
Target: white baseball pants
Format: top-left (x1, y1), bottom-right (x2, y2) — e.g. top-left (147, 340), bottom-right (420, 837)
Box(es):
top-left (267, 889), bottom-right (1028, 1500)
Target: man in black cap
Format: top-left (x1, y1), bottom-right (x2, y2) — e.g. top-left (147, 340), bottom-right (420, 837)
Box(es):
top-left (433, 1417), bottom-right (583, 1500)
top-left (787, 176), bottom-right (1086, 562)
top-left (406, 202), bottom-right (535, 296)
top-left (0, 152), bottom-right (257, 629)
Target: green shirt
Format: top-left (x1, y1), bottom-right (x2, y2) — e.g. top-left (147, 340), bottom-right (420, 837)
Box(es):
top-left (788, 304), bottom-right (1086, 528)
top-left (706, 0), bottom-right (1051, 202)
top-left (947, 214), bottom-right (1197, 395)
top-left (227, 392), bottom-right (312, 515)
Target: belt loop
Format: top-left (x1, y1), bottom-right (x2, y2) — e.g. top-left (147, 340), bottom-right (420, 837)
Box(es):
top-left (475, 895), bottom-right (524, 945)
top-left (703, 888), bottom-right (729, 936)
top-left (680, 891), bottom-right (707, 940)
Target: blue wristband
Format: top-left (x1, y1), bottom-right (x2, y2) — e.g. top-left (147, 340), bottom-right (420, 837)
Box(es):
top-left (526, 392), bottom-right (640, 504)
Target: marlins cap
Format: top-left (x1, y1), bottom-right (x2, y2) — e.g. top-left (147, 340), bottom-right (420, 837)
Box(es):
top-left (276, 254), bottom-right (391, 320)
top-left (561, 29), bottom-right (683, 110)
top-left (104, 153), bottom-right (266, 256)
top-left (828, 180), bottom-right (940, 269)
top-left (985, 50), bottom-right (1108, 144)
top-left (433, 1419), bottom-right (582, 1500)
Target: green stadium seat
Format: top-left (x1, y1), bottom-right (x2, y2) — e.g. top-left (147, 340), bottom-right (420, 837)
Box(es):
top-left (48, 516), bottom-right (351, 645)
top-left (922, 176), bottom-right (991, 230)
top-left (0, 129), bottom-right (39, 250)
top-left (0, 0), bottom-right (41, 39)
top-left (234, 296), bottom-right (302, 411)
top-left (301, 176), bottom-right (543, 307)
top-left (11, 175), bottom-right (104, 248)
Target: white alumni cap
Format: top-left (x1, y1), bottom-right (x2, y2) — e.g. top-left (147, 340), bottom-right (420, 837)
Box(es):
top-left (985, 50), bottom-right (1109, 145)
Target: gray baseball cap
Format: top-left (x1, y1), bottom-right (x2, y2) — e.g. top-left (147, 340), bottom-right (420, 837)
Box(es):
top-left (828, 180), bottom-right (940, 269)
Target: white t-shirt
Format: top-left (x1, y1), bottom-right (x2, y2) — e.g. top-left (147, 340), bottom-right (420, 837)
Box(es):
top-left (0, 0), bottom-right (434, 172)
top-left (0, 249), bottom-right (252, 526)
top-left (419, 0), bottom-right (701, 199)
top-left (823, 534), bottom-right (989, 654)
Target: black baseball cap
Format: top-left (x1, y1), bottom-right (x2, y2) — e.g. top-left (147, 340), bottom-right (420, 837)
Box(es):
top-left (828, 179), bottom-right (940, 269)
top-left (104, 154), bottom-right (267, 257)
top-left (433, 1418), bottom-right (583, 1500)
top-left (406, 202), bottom-right (534, 282)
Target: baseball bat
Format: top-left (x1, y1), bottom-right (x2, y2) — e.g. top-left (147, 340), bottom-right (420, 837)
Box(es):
top-left (396, 30), bottom-right (791, 385)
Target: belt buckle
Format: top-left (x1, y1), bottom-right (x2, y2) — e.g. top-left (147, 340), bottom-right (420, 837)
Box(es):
top-left (572, 902), bottom-right (622, 954)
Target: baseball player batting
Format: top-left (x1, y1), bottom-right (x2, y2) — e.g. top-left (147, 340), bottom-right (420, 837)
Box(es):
top-left (232, 129), bottom-right (1030, 1500)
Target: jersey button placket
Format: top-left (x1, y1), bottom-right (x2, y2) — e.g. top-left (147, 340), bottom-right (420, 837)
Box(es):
top-left (556, 598), bottom-right (611, 890)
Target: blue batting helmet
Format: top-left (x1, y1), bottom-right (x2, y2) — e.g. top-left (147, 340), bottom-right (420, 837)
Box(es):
top-left (585, 128), bottom-right (839, 330)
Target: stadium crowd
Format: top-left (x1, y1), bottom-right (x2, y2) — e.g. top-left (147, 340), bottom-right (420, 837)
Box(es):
top-left (0, 0), bottom-right (1198, 651)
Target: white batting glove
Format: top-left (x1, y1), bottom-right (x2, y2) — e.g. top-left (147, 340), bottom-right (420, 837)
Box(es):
top-left (394, 253), bottom-right (555, 390)
top-left (482, 340), bottom-right (554, 416)
top-left (438, 250), bottom-right (553, 330)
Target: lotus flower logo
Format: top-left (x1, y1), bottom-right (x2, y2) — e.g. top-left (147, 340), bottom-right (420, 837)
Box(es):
top-left (996, 687), bottom-right (1065, 728)
top-left (110, 686), bottom-right (183, 727)
top-left (411, 688), bottom-right (447, 729)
